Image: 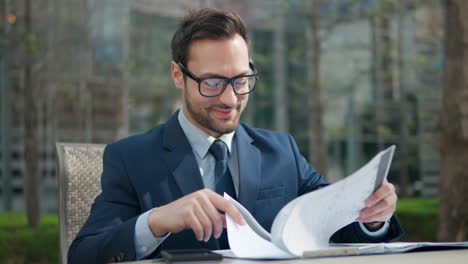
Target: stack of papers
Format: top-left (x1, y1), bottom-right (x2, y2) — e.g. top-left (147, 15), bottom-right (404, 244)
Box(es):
top-left (219, 144), bottom-right (468, 259)
top-left (222, 146), bottom-right (396, 259)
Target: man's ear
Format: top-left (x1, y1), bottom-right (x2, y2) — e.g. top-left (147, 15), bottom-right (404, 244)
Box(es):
top-left (171, 61), bottom-right (184, 90)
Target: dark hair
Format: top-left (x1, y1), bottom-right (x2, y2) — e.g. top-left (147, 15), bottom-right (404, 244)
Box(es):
top-left (171, 8), bottom-right (249, 66)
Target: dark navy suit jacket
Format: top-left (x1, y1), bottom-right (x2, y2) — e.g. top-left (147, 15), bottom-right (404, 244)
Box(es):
top-left (68, 111), bottom-right (404, 263)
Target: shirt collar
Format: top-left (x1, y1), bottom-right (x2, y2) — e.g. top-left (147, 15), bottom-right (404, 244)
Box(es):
top-left (178, 108), bottom-right (235, 159)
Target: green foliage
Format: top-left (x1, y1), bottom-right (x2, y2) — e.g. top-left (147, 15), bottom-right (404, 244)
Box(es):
top-left (396, 197), bottom-right (439, 215)
top-left (0, 213), bottom-right (59, 264)
top-left (395, 198), bottom-right (439, 242)
top-left (26, 33), bottom-right (40, 52)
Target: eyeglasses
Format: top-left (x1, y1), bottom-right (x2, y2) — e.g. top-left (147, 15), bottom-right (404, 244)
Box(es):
top-left (178, 62), bottom-right (259, 97)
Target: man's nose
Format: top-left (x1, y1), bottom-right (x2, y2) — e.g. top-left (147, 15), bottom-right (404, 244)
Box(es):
top-left (218, 83), bottom-right (238, 107)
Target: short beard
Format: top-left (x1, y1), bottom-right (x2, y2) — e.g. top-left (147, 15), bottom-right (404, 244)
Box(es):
top-left (184, 94), bottom-right (241, 136)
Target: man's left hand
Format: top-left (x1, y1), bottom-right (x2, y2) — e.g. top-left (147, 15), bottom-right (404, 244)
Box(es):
top-left (359, 179), bottom-right (397, 231)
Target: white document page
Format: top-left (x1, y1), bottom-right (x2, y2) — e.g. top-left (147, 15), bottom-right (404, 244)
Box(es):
top-left (330, 241), bottom-right (468, 254)
top-left (224, 146), bottom-right (395, 259)
top-left (382, 242), bottom-right (468, 253)
top-left (271, 146), bottom-right (394, 256)
top-left (224, 194), bottom-right (297, 259)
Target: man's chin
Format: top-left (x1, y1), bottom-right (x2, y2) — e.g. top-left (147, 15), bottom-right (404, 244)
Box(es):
top-left (215, 125), bottom-right (237, 134)
top-left (206, 110), bottom-right (243, 135)
top-left (212, 120), bottom-right (239, 134)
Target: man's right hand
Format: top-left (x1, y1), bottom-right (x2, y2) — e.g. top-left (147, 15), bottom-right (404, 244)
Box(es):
top-left (148, 189), bottom-right (245, 242)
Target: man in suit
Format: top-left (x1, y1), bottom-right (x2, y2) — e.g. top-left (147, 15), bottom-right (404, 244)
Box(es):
top-left (68, 8), bottom-right (404, 263)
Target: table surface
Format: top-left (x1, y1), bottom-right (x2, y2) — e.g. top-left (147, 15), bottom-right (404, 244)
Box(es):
top-left (123, 249), bottom-right (468, 264)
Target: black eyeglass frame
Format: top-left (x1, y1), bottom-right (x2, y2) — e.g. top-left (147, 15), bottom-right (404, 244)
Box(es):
top-left (177, 62), bottom-right (259, 98)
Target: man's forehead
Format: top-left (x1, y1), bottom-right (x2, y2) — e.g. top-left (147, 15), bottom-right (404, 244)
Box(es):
top-left (187, 35), bottom-right (248, 59)
top-left (186, 36), bottom-right (250, 75)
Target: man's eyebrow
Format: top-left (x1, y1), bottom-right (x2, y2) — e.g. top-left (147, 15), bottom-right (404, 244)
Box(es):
top-left (198, 70), bottom-right (250, 78)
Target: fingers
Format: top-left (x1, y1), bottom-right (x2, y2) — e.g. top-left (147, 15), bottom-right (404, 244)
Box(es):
top-left (359, 180), bottom-right (397, 223)
top-left (364, 180), bottom-right (395, 207)
top-left (197, 192), bottom-right (224, 239)
top-left (148, 189), bottom-right (244, 242)
top-left (359, 196), bottom-right (396, 222)
top-left (186, 207), bottom-right (206, 241)
top-left (183, 189), bottom-right (244, 241)
top-left (208, 193), bottom-right (245, 226)
top-left (191, 201), bottom-right (213, 241)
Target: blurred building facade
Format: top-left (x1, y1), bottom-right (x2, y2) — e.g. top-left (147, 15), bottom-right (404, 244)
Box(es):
top-left (0, 0), bottom-right (443, 212)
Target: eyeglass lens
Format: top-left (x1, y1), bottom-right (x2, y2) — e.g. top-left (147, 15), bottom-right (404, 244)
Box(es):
top-left (200, 76), bottom-right (256, 96)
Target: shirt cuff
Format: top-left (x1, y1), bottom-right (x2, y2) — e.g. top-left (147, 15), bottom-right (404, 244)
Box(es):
top-left (359, 220), bottom-right (390, 237)
top-left (134, 208), bottom-right (171, 260)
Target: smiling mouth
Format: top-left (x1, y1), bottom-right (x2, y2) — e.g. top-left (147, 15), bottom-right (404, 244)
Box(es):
top-left (212, 107), bottom-right (235, 119)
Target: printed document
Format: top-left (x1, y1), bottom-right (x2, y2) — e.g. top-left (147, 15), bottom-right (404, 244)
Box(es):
top-left (223, 145), bottom-right (396, 259)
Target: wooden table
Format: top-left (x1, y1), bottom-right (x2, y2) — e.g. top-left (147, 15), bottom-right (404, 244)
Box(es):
top-left (124, 249), bottom-right (468, 264)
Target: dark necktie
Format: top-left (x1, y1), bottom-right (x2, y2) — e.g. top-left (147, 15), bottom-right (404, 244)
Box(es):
top-left (209, 140), bottom-right (236, 199)
top-left (209, 139), bottom-right (236, 249)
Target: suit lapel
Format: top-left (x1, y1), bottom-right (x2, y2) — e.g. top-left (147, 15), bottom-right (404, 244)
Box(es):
top-left (235, 124), bottom-right (261, 215)
top-left (159, 113), bottom-right (261, 214)
top-left (161, 111), bottom-right (205, 197)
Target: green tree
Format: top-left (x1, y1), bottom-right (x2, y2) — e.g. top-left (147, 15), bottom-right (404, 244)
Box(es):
top-left (438, 0), bottom-right (468, 241)
top-left (23, 0), bottom-right (41, 229)
top-left (307, 0), bottom-right (328, 175)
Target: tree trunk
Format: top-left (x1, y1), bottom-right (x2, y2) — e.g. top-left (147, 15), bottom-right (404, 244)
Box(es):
top-left (1, 0), bottom-right (13, 211)
top-left (23, 0), bottom-right (41, 228)
top-left (118, 0), bottom-right (131, 140)
top-left (375, 1), bottom-right (394, 150)
top-left (396, 0), bottom-right (410, 197)
top-left (438, 0), bottom-right (468, 242)
top-left (308, 0), bottom-right (328, 175)
top-left (274, 1), bottom-right (288, 133)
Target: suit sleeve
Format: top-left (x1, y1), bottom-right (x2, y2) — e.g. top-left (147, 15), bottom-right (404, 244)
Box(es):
top-left (288, 134), bottom-right (405, 243)
top-left (330, 215), bottom-right (405, 243)
top-left (68, 144), bottom-right (140, 264)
